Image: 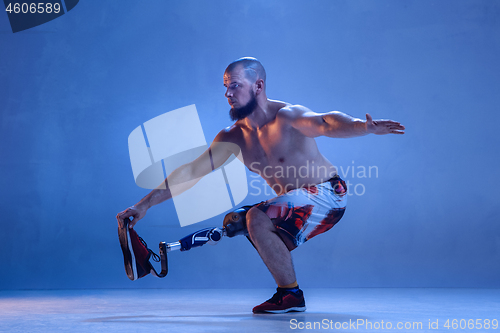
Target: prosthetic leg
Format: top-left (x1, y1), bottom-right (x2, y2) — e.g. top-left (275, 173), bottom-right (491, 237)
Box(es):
top-left (118, 206), bottom-right (252, 280)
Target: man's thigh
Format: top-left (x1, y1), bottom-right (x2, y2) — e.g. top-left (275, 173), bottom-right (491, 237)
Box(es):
top-left (252, 178), bottom-right (347, 248)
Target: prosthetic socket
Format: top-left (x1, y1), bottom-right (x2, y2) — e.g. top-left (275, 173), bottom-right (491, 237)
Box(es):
top-left (160, 206), bottom-right (252, 254)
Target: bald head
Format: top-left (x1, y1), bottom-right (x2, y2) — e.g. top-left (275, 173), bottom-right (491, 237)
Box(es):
top-left (225, 57), bottom-right (266, 84)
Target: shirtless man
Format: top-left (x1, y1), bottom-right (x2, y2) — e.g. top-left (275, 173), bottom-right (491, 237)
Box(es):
top-left (116, 57), bottom-right (405, 313)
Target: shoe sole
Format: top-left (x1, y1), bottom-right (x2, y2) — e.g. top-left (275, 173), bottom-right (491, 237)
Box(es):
top-left (118, 221), bottom-right (138, 281)
top-left (253, 306), bottom-right (306, 314)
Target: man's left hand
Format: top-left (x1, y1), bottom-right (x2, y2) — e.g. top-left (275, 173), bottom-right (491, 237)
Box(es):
top-left (366, 113), bottom-right (405, 135)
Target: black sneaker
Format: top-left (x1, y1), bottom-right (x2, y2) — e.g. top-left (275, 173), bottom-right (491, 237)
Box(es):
top-left (253, 287), bottom-right (306, 313)
top-left (118, 218), bottom-right (161, 280)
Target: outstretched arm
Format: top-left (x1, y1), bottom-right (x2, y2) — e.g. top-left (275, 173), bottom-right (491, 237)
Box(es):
top-left (117, 130), bottom-right (236, 228)
top-left (286, 105), bottom-right (405, 138)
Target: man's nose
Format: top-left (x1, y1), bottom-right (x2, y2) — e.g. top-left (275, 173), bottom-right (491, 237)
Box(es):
top-left (225, 88), bottom-right (232, 98)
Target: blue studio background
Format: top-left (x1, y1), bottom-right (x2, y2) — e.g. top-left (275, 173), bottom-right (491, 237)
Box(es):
top-left (1, 0), bottom-right (499, 290)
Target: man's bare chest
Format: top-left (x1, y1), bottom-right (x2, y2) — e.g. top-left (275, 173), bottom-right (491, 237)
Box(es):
top-left (236, 123), bottom-right (296, 171)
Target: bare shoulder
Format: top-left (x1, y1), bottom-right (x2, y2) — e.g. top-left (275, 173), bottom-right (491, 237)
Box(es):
top-left (276, 104), bottom-right (316, 122)
top-left (214, 124), bottom-right (241, 143)
top-left (211, 125), bottom-right (245, 156)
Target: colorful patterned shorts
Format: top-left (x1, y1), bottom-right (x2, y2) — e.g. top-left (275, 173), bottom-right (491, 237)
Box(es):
top-left (254, 175), bottom-right (347, 247)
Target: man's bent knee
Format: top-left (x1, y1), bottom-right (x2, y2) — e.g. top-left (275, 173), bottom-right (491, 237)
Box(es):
top-left (246, 207), bottom-right (274, 234)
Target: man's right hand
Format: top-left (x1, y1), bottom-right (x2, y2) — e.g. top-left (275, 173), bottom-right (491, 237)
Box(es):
top-left (116, 204), bottom-right (147, 229)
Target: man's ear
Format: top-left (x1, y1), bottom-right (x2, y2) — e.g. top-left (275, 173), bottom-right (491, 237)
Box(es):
top-left (254, 79), bottom-right (265, 95)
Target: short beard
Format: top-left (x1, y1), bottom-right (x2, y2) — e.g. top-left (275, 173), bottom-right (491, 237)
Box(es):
top-left (229, 91), bottom-right (258, 121)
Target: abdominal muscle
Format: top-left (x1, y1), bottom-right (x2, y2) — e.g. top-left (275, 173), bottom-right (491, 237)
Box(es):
top-left (249, 154), bottom-right (338, 196)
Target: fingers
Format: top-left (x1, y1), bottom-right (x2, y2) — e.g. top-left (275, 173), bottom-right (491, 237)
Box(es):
top-left (388, 125), bottom-right (405, 131)
top-left (372, 121), bottom-right (405, 134)
top-left (129, 217), bottom-right (138, 229)
top-left (382, 121), bottom-right (405, 131)
top-left (365, 113), bottom-right (372, 123)
top-left (387, 125), bottom-right (405, 134)
top-left (378, 119), bottom-right (403, 126)
top-left (116, 208), bottom-right (134, 228)
top-left (117, 205), bottom-right (146, 229)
